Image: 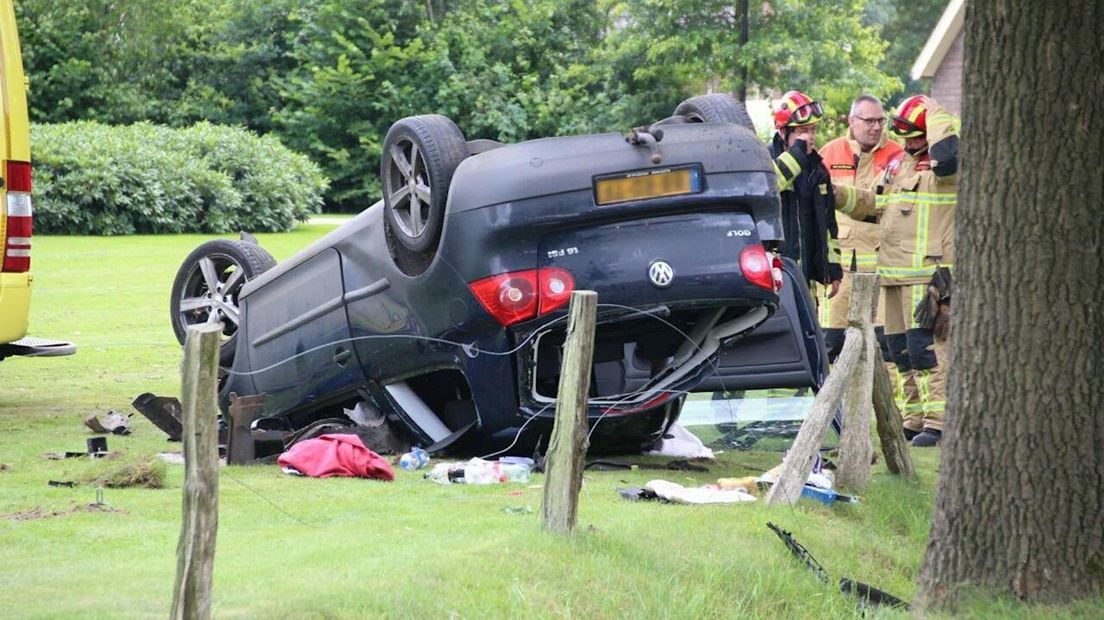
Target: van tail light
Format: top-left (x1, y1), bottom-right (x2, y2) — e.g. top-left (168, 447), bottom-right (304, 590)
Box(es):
top-left (739, 244), bottom-right (774, 292)
top-left (3, 161), bottom-right (33, 273)
top-left (470, 267), bottom-right (577, 327)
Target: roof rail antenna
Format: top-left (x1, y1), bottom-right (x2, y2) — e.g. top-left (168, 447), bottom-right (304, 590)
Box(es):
top-left (624, 125), bottom-right (664, 164)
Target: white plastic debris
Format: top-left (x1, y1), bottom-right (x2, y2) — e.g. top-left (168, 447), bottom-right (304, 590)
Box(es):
top-left (645, 423), bottom-right (715, 459)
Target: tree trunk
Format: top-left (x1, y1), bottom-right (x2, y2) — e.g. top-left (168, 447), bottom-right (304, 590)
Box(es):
top-left (915, 1), bottom-right (1104, 609)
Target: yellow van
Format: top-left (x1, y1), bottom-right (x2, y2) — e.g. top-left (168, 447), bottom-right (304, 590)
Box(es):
top-left (0, 0), bottom-right (73, 360)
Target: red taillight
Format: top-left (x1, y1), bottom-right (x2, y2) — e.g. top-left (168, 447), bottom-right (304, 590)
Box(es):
top-left (771, 254), bottom-right (784, 292)
top-left (739, 244), bottom-right (774, 292)
top-left (3, 161), bottom-right (33, 273)
top-left (470, 267), bottom-right (577, 326)
top-left (538, 267), bottom-right (575, 315)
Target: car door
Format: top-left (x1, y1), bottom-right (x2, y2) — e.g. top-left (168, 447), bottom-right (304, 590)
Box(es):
top-left (242, 247), bottom-right (365, 414)
top-left (694, 257), bottom-right (828, 392)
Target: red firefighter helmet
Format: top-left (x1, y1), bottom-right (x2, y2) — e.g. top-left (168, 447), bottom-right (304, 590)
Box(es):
top-left (773, 90), bottom-right (823, 129)
top-left (890, 95), bottom-right (928, 138)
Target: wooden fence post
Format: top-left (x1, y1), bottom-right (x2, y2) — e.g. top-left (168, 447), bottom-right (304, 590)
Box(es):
top-left (873, 360), bottom-right (916, 478)
top-left (765, 325), bottom-right (863, 506)
top-left (170, 323), bottom-right (222, 620)
top-left (542, 291), bottom-right (597, 534)
top-left (835, 274), bottom-right (878, 491)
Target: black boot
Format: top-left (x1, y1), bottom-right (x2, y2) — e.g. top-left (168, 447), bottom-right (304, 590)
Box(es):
top-left (910, 429), bottom-right (942, 447)
top-left (903, 427), bottom-right (921, 441)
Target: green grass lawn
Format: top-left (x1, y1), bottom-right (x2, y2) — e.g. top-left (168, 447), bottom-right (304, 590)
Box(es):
top-left (1, 224), bottom-right (1101, 618)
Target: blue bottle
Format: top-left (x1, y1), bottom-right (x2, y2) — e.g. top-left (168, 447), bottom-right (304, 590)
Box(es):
top-left (399, 447), bottom-right (430, 470)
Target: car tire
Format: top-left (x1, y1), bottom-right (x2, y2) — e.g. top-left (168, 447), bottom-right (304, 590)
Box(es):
top-left (380, 114), bottom-right (469, 256)
top-left (170, 239), bottom-right (276, 365)
top-left (674, 94), bottom-right (756, 132)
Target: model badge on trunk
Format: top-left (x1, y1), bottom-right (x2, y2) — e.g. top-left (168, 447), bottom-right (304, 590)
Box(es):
top-left (649, 260), bottom-right (674, 288)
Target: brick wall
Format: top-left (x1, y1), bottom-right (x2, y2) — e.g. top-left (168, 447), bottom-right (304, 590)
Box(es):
top-left (931, 32), bottom-right (964, 115)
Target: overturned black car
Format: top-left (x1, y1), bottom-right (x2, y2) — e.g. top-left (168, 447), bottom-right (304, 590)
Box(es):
top-left (169, 94), bottom-right (828, 455)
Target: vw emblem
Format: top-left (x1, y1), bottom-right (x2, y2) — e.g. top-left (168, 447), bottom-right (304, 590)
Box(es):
top-left (648, 260), bottom-right (674, 288)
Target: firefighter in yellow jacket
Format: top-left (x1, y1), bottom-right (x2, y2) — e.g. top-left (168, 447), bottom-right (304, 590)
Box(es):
top-left (833, 95), bottom-right (958, 446)
top-left (819, 95), bottom-right (902, 362)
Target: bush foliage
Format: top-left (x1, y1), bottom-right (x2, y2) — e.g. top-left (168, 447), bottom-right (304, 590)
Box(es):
top-left (32, 122), bottom-right (327, 235)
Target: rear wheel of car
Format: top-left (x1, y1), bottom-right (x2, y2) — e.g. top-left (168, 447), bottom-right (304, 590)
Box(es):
top-left (674, 94), bottom-right (756, 132)
top-left (380, 114), bottom-right (469, 259)
top-left (170, 239), bottom-right (276, 365)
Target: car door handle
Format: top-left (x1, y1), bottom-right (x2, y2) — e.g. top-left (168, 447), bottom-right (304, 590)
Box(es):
top-left (333, 347), bottom-right (352, 366)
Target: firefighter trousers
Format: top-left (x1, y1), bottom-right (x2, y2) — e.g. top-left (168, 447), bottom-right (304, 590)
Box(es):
top-left (819, 273), bottom-right (903, 401)
top-left (883, 283), bottom-right (947, 432)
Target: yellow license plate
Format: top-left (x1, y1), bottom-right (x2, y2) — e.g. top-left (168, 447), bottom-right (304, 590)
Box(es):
top-left (594, 166), bottom-right (702, 206)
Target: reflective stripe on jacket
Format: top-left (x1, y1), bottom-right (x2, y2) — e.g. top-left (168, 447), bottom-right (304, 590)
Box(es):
top-left (820, 132), bottom-right (902, 273)
top-left (833, 102), bottom-right (959, 285)
top-left (769, 136), bottom-right (843, 285)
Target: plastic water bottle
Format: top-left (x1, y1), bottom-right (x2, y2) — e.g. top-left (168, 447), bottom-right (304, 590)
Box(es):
top-left (461, 459), bottom-right (530, 484)
top-left (399, 448), bottom-right (430, 470)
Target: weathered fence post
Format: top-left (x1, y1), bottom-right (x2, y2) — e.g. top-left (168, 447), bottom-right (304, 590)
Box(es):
top-left (835, 274), bottom-right (878, 490)
top-left (765, 319), bottom-right (864, 505)
top-left (170, 323), bottom-right (222, 620)
top-left (873, 360), bottom-right (915, 477)
top-left (542, 290), bottom-right (597, 534)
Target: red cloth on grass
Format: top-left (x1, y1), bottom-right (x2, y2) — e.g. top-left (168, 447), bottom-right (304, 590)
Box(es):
top-left (277, 433), bottom-right (394, 481)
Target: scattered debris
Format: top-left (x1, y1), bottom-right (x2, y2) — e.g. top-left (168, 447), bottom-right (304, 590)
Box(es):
top-left (132, 392), bottom-right (183, 441)
top-left (584, 458), bottom-right (710, 472)
top-left (423, 458), bottom-right (532, 484)
top-left (42, 450), bottom-right (120, 460)
top-left (85, 458), bottom-right (166, 489)
top-left (646, 423), bottom-right (715, 459)
top-left (643, 479), bottom-right (757, 504)
top-left (277, 434), bottom-right (395, 480)
top-left (502, 505), bottom-right (534, 515)
top-left (48, 480), bottom-right (77, 488)
top-left (87, 436), bottom-right (108, 456)
top-left (716, 477), bottom-right (761, 495)
top-left (2, 503), bottom-right (126, 521)
top-left (766, 522), bottom-right (909, 611)
top-left (767, 521), bottom-right (831, 583)
top-left (616, 486), bottom-right (662, 502)
top-left (84, 411), bottom-right (132, 435)
top-left (800, 485), bottom-right (859, 505)
top-left (157, 452), bottom-right (185, 465)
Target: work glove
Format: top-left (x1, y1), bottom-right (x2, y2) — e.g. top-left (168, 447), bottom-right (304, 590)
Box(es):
top-left (914, 267), bottom-right (953, 340)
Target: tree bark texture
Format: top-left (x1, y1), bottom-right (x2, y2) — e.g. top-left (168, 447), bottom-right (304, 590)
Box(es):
top-left (916, 1), bottom-right (1104, 608)
top-left (542, 291), bottom-right (597, 534)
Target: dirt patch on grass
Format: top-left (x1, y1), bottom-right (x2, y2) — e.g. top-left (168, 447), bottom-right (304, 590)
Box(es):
top-left (3, 503), bottom-right (127, 521)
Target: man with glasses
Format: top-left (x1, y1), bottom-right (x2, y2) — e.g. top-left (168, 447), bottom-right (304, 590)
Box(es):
top-left (833, 95), bottom-right (959, 447)
top-left (819, 96), bottom-right (905, 418)
top-left (769, 90), bottom-right (843, 295)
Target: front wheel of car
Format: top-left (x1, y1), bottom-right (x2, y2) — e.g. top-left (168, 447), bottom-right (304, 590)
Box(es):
top-left (380, 114), bottom-right (469, 258)
top-left (170, 239), bottom-right (276, 366)
top-left (674, 94), bottom-right (756, 132)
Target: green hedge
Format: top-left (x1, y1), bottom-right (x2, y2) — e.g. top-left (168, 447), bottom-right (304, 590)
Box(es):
top-left (31, 121), bottom-right (328, 234)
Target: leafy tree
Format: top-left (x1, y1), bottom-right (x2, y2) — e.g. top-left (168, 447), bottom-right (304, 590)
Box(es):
top-left (608, 0), bottom-right (901, 120)
top-left (864, 0), bottom-right (950, 105)
top-left (273, 0), bottom-right (616, 210)
top-left (16, 0), bottom-right (215, 124)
